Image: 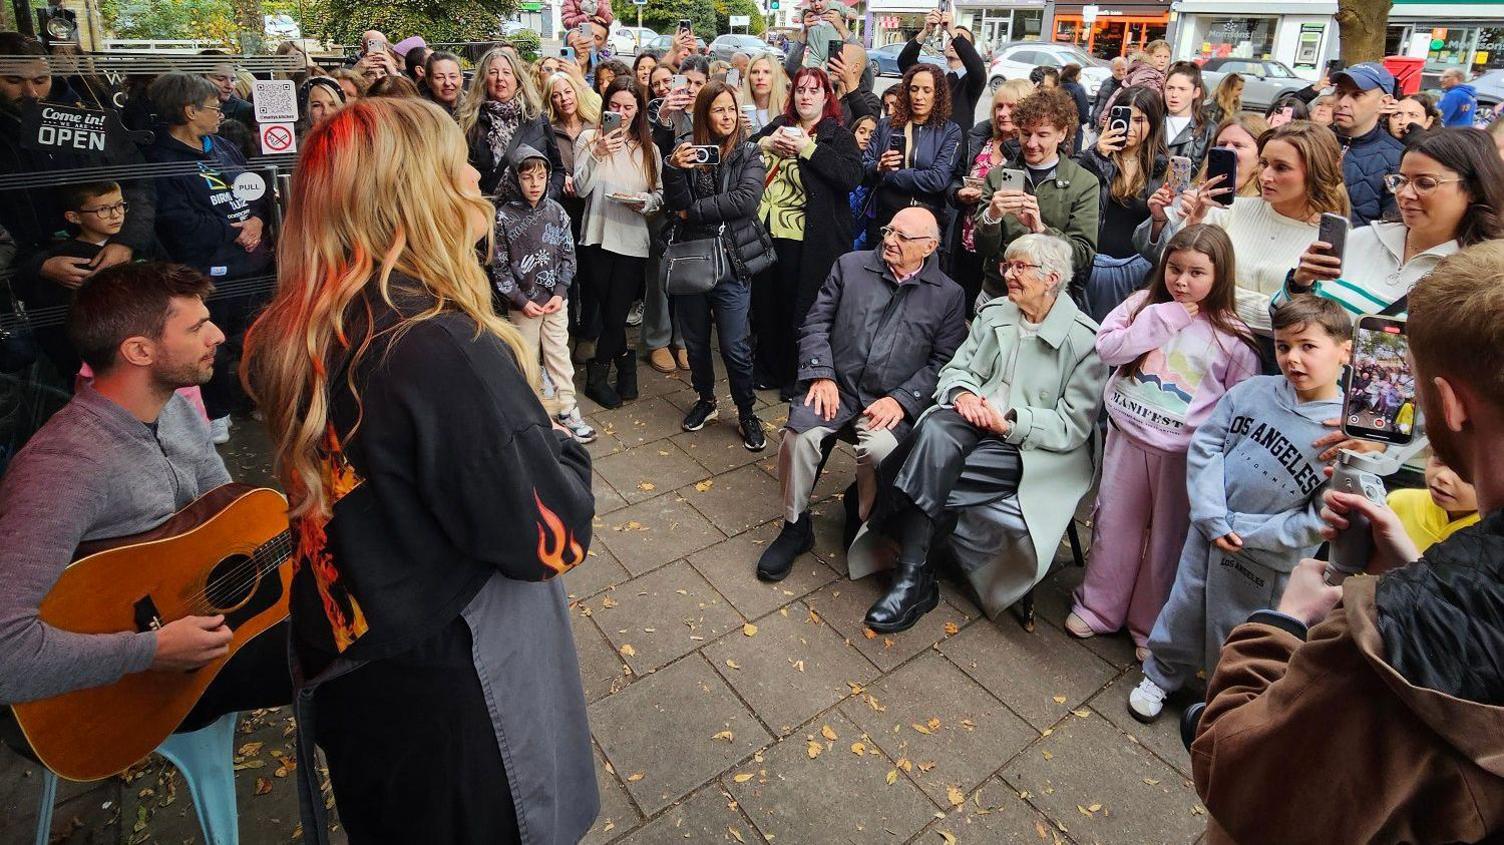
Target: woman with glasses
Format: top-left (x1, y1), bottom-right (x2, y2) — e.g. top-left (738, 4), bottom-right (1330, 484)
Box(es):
top-left (848, 232), bottom-right (1107, 632)
top-left (748, 67), bottom-right (862, 400)
top-left (145, 71), bottom-right (275, 441)
top-left (1282, 128), bottom-right (1504, 319)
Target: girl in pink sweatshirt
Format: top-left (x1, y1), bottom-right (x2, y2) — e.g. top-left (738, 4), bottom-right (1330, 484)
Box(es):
top-left (1068, 224), bottom-right (1260, 657)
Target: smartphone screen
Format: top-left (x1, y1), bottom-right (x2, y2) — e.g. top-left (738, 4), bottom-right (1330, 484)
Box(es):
top-left (1318, 212), bottom-right (1349, 262)
top-left (1342, 317), bottom-right (1416, 445)
top-left (1204, 147), bottom-right (1237, 206)
top-left (1108, 105), bottom-right (1132, 137)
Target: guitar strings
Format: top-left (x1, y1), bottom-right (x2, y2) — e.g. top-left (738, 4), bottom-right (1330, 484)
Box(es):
top-left (166, 532), bottom-right (295, 618)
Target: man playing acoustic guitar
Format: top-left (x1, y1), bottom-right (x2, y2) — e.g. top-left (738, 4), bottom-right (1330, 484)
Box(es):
top-left (0, 262), bottom-right (290, 736)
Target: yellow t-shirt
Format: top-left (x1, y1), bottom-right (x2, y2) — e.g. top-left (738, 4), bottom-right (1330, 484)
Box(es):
top-left (1388, 487), bottom-right (1481, 554)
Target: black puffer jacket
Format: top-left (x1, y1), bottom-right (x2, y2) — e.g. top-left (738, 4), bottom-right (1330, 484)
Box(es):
top-left (662, 141), bottom-right (771, 284)
top-left (1376, 509), bottom-right (1504, 704)
top-left (466, 108), bottom-right (565, 200)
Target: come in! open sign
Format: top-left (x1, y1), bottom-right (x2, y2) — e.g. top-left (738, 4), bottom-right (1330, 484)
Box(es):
top-left (20, 103), bottom-right (139, 155)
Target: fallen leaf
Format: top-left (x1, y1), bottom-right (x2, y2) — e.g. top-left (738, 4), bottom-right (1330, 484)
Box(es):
top-left (885, 769), bottom-right (899, 785)
top-left (1034, 820), bottom-right (1050, 841)
top-left (926, 717), bottom-right (941, 731)
top-left (712, 730), bottom-right (735, 743)
top-left (862, 628), bottom-right (878, 640)
top-left (917, 761), bottom-right (936, 772)
top-left (1041, 750), bottom-right (1054, 760)
top-left (1051, 695), bottom-right (1068, 704)
top-left (1143, 777), bottom-right (1160, 786)
top-left (233, 759), bottom-right (266, 771)
top-left (849, 742), bottom-right (866, 756)
top-left (947, 786), bottom-right (966, 806)
top-left (619, 644), bottom-right (637, 657)
top-left (728, 828), bottom-right (745, 844)
top-left (1077, 805), bottom-right (1093, 817)
top-left (911, 723), bottom-right (932, 735)
top-left (733, 773), bottom-right (755, 783)
top-left (938, 832), bottom-right (958, 845)
top-left (742, 623), bottom-right (759, 637)
top-left (694, 480), bottom-right (714, 492)
top-left (943, 621), bottom-right (959, 635)
top-left (897, 758), bottom-right (913, 772)
top-left (805, 739), bottom-right (823, 759)
top-left (883, 637), bottom-right (896, 649)
top-left (637, 481), bottom-right (656, 491)
top-left (820, 724), bottom-right (838, 741)
top-left (790, 659), bottom-right (805, 672)
top-left (237, 741), bottom-right (264, 757)
top-left (601, 596), bottom-right (619, 608)
top-left (724, 659), bottom-right (742, 670)
top-left (1088, 803), bottom-right (1102, 812)
top-left (1072, 708), bottom-right (1091, 719)
top-left (626, 772), bottom-right (645, 782)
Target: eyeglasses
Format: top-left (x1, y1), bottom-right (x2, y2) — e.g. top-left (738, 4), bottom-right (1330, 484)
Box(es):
top-left (79, 201), bottom-right (128, 218)
top-left (196, 102), bottom-right (223, 114)
top-left (1383, 173), bottom-right (1463, 196)
top-left (1001, 261), bottom-right (1042, 275)
top-left (879, 225), bottom-right (935, 244)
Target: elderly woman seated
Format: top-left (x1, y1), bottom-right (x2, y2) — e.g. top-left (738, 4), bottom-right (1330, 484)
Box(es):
top-left (849, 233), bottom-right (1109, 632)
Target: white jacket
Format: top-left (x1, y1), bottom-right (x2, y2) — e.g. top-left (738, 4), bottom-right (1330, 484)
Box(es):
top-left (1269, 221), bottom-right (1458, 318)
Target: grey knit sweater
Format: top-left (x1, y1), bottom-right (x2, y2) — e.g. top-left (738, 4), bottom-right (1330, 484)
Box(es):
top-left (0, 385), bottom-right (230, 704)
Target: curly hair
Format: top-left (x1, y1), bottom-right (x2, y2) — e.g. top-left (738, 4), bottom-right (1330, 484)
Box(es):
top-left (891, 63), bottom-right (951, 129)
top-left (1011, 87), bottom-right (1079, 133)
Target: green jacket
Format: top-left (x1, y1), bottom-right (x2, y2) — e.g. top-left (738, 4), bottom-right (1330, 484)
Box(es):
top-left (971, 156), bottom-right (1100, 298)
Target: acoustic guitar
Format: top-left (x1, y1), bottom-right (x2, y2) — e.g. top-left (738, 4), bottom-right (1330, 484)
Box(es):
top-left (12, 484), bottom-right (293, 781)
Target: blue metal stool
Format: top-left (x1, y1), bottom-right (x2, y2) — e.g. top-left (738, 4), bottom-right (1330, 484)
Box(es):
top-left (33, 713), bottom-right (241, 845)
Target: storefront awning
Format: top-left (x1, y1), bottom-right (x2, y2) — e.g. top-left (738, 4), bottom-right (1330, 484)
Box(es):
top-left (1172, 0), bottom-right (1337, 13)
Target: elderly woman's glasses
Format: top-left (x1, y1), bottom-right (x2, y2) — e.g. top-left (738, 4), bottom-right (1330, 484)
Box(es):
top-left (1001, 261), bottom-right (1042, 275)
top-left (1383, 173), bottom-right (1462, 196)
top-left (879, 225), bottom-right (935, 244)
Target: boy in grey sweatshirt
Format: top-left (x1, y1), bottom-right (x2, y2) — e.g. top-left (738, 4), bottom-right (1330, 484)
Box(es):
top-left (1128, 297), bottom-right (1354, 722)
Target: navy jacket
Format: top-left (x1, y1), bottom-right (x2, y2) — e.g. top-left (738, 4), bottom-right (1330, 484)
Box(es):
top-left (864, 118), bottom-right (962, 222)
top-left (144, 131), bottom-right (272, 278)
top-left (1339, 122), bottom-right (1403, 227)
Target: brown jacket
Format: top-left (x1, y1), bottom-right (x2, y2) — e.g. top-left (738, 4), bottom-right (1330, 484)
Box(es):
top-left (1192, 575), bottom-right (1504, 844)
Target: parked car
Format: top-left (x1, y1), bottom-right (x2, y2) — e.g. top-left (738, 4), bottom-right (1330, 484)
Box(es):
top-left (986, 41), bottom-right (1110, 96)
top-left (1422, 68), bottom-right (1504, 124)
top-left (1199, 58), bottom-right (1310, 111)
top-left (609, 25), bottom-right (658, 56)
top-left (708, 33), bottom-right (780, 63)
top-left (871, 41), bottom-right (946, 77)
top-left (644, 33), bottom-right (708, 56)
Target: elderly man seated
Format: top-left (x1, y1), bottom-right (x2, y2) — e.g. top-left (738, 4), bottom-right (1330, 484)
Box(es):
top-left (852, 233), bottom-right (1108, 632)
top-left (757, 207), bottom-right (967, 581)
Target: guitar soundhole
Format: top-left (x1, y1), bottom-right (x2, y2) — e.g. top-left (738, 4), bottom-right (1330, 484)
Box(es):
top-left (204, 554), bottom-right (256, 610)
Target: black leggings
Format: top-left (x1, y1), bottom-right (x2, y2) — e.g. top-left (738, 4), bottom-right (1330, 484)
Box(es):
top-left (584, 245), bottom-right (646, 363)
top-left (751, 237), bottom-right (805, 388)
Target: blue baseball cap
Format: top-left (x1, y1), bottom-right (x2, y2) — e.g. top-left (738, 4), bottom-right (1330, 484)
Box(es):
top-left (1332, 62), bottom-right (1395, 94)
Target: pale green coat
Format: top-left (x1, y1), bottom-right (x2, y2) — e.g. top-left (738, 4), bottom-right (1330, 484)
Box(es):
top-left (849, 290), bottom-right (1108, 618)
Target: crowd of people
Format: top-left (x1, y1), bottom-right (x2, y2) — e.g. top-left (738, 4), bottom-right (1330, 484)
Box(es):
top-left (2, 7), bottom-right (1504, 841)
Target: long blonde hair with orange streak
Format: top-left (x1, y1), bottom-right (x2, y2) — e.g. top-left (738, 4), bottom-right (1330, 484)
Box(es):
top-left (242, 96), bottom-right (536, 519)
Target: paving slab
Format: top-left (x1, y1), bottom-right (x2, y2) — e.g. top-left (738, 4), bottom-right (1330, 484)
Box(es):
top-left (590, 560), bottom-right (745, 675)
top-left (565, 542), bottom-right (632, 603)
top-left (670, 426), bottom-right (777, 475)
top-left (1000, 710), bottom-right (1206, 845)
top-left (914, 777), bottom-right (1076, 845)
top-left (595, 441), bottom-right (714, 506)
top-left (590, 656), bottom-right (772, 817)
top-left (595, 397), bottom-right (692, 448)
top-left (839, 652), bottom-right (1037, 807)
top-left (726, 711), bottom-right (937, 843)
top-left (804, 578), bottom-right (974, 673)
top-left (573, 608), bottom-right (634, 703)
top-left (583, 422), bottom-right (629, 462)
top-left (1030, 557), bottom-right (1139, 670)
top-left (685, 519), bottom-right (837, 620)
top-left (679, 464), bottom-right (785, 538)
top-left (597, 494), bottom-right (726, 576)
top-left (940, 611), bottom-right (1122, 733)
top-left (1087, 673), bottom-right (1194, 779)
top-left (583, 747), bottom-right (641, 845)
top-left (703, 602), bottom-right (880, 737)
top-left (612, 785), bottom-right (758, 845)
top-left (592, 466), bottom-right (630, 515)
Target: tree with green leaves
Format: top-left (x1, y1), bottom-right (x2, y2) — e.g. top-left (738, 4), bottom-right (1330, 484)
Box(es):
top-left (306, 0), bottom-right (519, 45)
top-left (713, 0), bottom-right (766, 36)
top-left (641, 0), bottom-right (717, 43)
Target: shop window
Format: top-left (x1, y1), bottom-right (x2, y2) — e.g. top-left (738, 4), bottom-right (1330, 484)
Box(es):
top-left (1199, 17), bottom-right (1277, 60)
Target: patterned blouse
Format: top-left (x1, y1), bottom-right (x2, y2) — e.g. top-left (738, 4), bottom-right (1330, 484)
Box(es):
top-left (758, 141), bottom-right (812, 240)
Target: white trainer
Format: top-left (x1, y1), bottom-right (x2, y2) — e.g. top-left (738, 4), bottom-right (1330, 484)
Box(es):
top-left (209, 415), bottom-right (232, 445)
top-left (557, 409), bottom-right (598, 444)
top-left (1127, 676), bottom-right (1168, 723)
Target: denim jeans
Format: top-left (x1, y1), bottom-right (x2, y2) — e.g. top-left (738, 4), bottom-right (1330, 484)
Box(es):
top-left (675, 277), bottom-right (756, 416)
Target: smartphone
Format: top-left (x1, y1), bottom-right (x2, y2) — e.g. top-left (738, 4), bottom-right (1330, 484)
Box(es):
top-left (888, 133), bottom-right (906, 157)
top-left (1268, 105), bottom-right (1295, 128)
top-left (678, 18), bottom-right (691, 32)
top-left (781, 125), bottom-right (802, 136)
top-left (725, 68), bottom-right (741, 89)
top-left (559, 47), bottom-right (570, 57)
top-left (962, 175), bottom-right (984, 192)
top-left (1108, 105), bottom-right (1132, 137)
top-left (1318, 212), bottom-right (1349, 263)
top-left (364, 38), bottom-right (385, 53)
top-left (1204, 147), bottom-right (1237, 206)
top-left (1325, 58), bottom-right (1345, 79)
top-left (1168, 155), bottom-right (1193, 191)
top-left (671, 74), bottom-right (688, 91)
top-left (827, 39), bottom-right (845, 62)
top-left (576, 21), bottom-right (592, 43)
top-left (997, 168), bottom-right (1026, 192)
top-left (689, 144), bottom-right (721, 166)
top-left (938, 0), bottom-right (950, 11)
top-left (1342, 316), bottom-right (1416, 445)
top-left (602, 111), bottom-right (623, 134)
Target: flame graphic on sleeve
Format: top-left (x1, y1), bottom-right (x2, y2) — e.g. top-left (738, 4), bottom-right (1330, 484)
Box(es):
top-left (535, 491), bottom-right (584, 574)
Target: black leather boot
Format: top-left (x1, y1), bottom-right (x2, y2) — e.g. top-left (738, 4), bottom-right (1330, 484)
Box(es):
top-left (864, 560), bottom-right (939, 633)
top-left (615, 349), bottom-right (639, 401)
top-left (756, 511), bottom-right (814, 582)
top-left (584, 360), bottom-right (621, 409)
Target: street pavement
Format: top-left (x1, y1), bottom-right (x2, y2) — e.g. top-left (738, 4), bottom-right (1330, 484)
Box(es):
top-left (1, 356), bottom-right (1210, 844)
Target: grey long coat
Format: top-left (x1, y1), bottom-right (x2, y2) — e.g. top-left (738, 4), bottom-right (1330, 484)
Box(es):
top-left (789, 250), bottom-right (967, 441)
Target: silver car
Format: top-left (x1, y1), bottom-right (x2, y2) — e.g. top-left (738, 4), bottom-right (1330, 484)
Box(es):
top-left (1199, 58), bottom-right (1311, 111)
top-left (985, 41), bottom-right (1110, 96)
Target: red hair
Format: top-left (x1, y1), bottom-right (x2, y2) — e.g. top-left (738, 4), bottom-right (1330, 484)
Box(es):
top-left (783, 67), bottom-right (843, 126)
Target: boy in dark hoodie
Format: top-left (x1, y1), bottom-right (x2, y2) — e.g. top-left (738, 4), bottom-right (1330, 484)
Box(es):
top-left (1128, 296), bottom-right (1352, 722)
top-left (492, 146), bottom-right (595, 443)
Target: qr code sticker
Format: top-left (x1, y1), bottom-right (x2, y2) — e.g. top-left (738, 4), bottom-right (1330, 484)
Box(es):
top-left (253, 80), bottom-right (298, 123)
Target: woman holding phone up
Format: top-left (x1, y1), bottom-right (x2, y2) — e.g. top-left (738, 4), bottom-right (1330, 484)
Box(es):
top-left (576, 77), bottom-right (663, 408)
top-left (863, 64), bottom-right (962, 246)
top-left (664, 80), bottom-right (772, 451)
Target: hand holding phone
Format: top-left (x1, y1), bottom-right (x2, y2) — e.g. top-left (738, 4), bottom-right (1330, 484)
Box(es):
top-left (1168, 155), bottom-right (1193, 192)
top-left (602, 111), bottom-right (623, 134)
top-left (1341, 316), bottom-right (1416, 445)
top-left (1318, 212), bottom-right (1349, 263)
top-left (1203, 147), bottom-right (1238, 206)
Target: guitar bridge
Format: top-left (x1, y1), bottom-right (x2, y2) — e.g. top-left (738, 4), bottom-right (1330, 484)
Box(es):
top-left (133, 596), bottom-right (162, 632)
